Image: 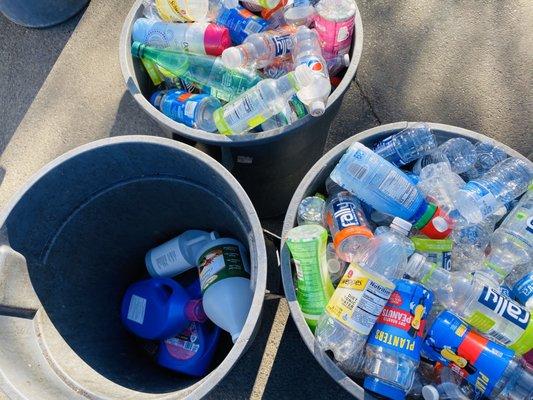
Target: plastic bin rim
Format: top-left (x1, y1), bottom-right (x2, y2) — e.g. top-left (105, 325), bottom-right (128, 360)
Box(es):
top-left (280, 121), bottom-right (531, 400)
top-left (119, 0), bottom-right (364, 147)
top-left (0, 135), bottom-right (268, 400)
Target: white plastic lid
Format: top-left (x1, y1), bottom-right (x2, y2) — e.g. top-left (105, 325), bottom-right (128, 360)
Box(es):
top-left (390, 217), bottom-right (412, 235)
top-left (221, 47), bottom-right (244, 69)
top-left (432, 216), bottom-right (449, 233)
top-left (422, 385), bottom-right (440, 400)
top-left (309, 101), bottom-right (326, 117)
top-left (294, 65), bottom-right (315, 88)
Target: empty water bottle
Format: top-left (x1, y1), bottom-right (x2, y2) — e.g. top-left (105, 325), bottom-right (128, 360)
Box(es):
top-left (150, 90), bottom-right (221, 131)
top-left (413, 138), bottom-right (477, 175)
top-left (373, 123), bottom-right (437, 166)
top-left (463, 141), bottom-right (508, 180)
top-left (292, 26), bottom-right (331, 117)
top-left (417, 162), bottom-right (465, 215)
top-left (406, 253), bottom-right (533, 355)
top-left (314, 218), bottom-right (414, 374)
top-left (297, 194), bottom-right (326, 226)
top-left (454, 157), bottom-right (533, 224)
top-left (221, 25), bottom-right (296, 69)
top-left (213, 65), bottom-right (314, 135)
top-left (260, 95), bottom-right (307, 130)
top-left (330, 143), bottom-right (453, 239)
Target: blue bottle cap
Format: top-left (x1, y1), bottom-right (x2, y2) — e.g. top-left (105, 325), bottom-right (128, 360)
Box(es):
top-left (364, 376), bottom-right (406, 400)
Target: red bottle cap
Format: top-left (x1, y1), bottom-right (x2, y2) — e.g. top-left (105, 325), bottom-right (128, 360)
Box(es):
top-left (419, 206), bottom-right (453, 239)
top-left (204, 24), bottom-right (232, 57)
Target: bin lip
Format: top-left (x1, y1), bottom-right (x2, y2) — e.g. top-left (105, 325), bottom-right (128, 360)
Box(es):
top-left (119, 0), bottom-right (364, 147)
top-left (280, 122), bottom-right (531, 399)
top-left (0, 135), bottom-right (268, 400)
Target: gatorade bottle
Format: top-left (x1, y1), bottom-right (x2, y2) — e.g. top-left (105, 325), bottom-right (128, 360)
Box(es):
top-left (216, 5), bottom-right (269, 44)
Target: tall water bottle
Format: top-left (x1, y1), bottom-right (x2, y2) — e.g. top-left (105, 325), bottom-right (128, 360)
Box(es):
top-left (213, 65), bottom-right (314, 135)
top-left (150, 90), bottom-right (221, 131)
top-left (143, 0), bottom-right (238, 22)
top-left (260, 95), bottom-right (307, 130)
top-left (330, 142), bottom-right (453, 239)
top-left (283, 0), bottom-right (316, 26)
top-left (364, 279), bottom-right (434, 399)
top-left (285, 224), bottom-right (334, 330)
top-left (297, 194), bottom-right (326, 226)
top-left (216, 5), bottom-right (269, 44)
top-left (292, 26), bottom-right (331, 117)
top-left (221, 26), bottom-right (296, 69)
top-left (406, 253), bottom-right (533, 355)
top-left (479, 185), bottom-right (533, 284)
top-left (422, 311), bottom-right (533, 400)
top-left (195, 238), bottom-right (253, 343)
top-left (413, 138), bottom-right (477, 175)
top-left (417, 162), bottom-right (465, 215)
top-left (373, 123), bottom-right (437, 166)
top-left (314, 218), bottom-right (414, 374)
top-left (131, 42), bottom-right (262, 102)
top-left (463, 141), bottom-right (508, 180)
top-left (454, 157), bottom-right (533, 224)
top-left (323, 182), bottom-right (373, 262)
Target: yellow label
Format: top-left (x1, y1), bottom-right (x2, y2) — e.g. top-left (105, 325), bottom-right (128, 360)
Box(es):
top-left (247, 114), bottom-right (268, 129)
top-left (441, 347), bottom-right (468, 368)
top-left (454, 324), bottom-right (467, 337)
top-left (338, 274), bottom-right (368, 290)
top-left (155, 0), bottom-right (191, 22)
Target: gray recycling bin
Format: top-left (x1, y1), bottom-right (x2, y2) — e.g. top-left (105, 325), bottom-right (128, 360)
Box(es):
top-left (119, 0), bottom-right (364, 218)
top-left (0, 0), bottom-right (88, 28)
top-left (280, 122), bottom-right (529, 399)
top-left (0, 136), bottom-right (267, 400)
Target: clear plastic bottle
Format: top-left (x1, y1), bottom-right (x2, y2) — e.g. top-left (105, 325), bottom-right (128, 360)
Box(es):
top-left (221, 25), bottom-right (296, 69)
top-left (216, 5), bottom-right (269, 44)
top-left (413, 138), bottom-right (477, 175)
top-left (213, 65), bottom-right (314, 135)
top-left (454, 157), bottom-right (532, 224)
top-left (260, 55), bottom-right (294, 79)
top-left (326, 242), bottom-right (348, 286)
top-left (260, 94), bottom-right (307, 131)
top-left (323, 185), bottom-right (373, 262)
top-left (314, 218), bottom-right (414, 374)
top-left (131, 42), bottom-right (262, 102)
top-left (373, 123), bottom-right (437, 166)
top-left (143, 0), bottom-right (238, 22)
top-left (283, 0), bottom-right (316, 26)
top-left (132, 18), bottom-right (231, 56)
top-left (292, 26), bottom-right (331, 117)
top-left (330, 142), bottom-right (453, 239)
top-left (296, 194), bottom-right (326, 226)
top-left (150, 90), bottom-right (221, 131)
top-left (406, 253), bottom-right (533, 355)
top-left (505, 264), bottom-right (533, 311)
top-left (417, 162), bottom-right (465, 215)
top-left (463, 141), bottom-right (508, 180)
top-left (478, 185), bottom-right (533, 284)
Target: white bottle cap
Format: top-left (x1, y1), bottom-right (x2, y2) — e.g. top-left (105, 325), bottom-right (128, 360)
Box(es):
top-left (221, 47), bottom-right (244, 69)
top-left (406, 253), bottom-right (426, 276)
top-left (309, 101), bottom-right (326, 117)
top-left (422, 385), bottom-right (440, 400)
top-left (342, 53), bottom-right (350, 66)
top-left (432, 216), bottom-right (449, 233)
top-left (390, 217), bottom-right (412, 235)
top-left (294, 65), bottom-right (315, 88)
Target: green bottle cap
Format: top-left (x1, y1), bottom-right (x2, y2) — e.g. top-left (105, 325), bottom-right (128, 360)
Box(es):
top-left (131, 41), bottom-right (144, 59)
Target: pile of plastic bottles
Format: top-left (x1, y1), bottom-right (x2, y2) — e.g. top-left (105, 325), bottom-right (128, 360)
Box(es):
top-left (120, 230), bottom-right (253, 377)
top-left (130, 0), bottom-right (357, 134)
top-left (286, 123), bottom-right (533, 399)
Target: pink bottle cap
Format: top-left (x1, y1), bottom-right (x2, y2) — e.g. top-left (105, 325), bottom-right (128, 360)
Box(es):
top-left (185, 299), bottom-right (208, 323)
top-left (204, 24), bottom-right (232, 57)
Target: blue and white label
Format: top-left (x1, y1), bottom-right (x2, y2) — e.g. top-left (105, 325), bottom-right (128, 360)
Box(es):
top-left (272, 33), bottom-right (293, 56)
top-left (332, 199), bottom-right (362, 230)
top-left (463, 181), bottom-right (499, 217)
top-left (512, 273), bottom-right (533, 308)
top-left (216, 6), bottom-right (268, 44)
top-left (478, 286), bottom-right (530, 330)
top-left (160, 91), bottom-right (208, 128)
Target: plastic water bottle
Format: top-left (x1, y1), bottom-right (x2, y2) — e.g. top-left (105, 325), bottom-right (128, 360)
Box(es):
top-left (260, 95), bottom-right (307, 130)
top-left (195, 237), bottom-right (252, 343)
top-left (314, 0), bottom-right (356, 60)
top-left (143, 0), bottom-right (238, 22)
top-left (406, 253), bottom-right (533, 355)
top-left (326, 242), bottom-right (348, 286)
top-left (297, 194), bottom-right (326, 226)
top-left (413, 138), bottom-right (477, 175)
top-left (216, 5), bottom-right (269, 44)
top-left (479, 185), bottom-right (533, 284)
top-left (421, 365), bottom-right (474, 400)
top-left (364, 279), bottom-right (434, 399)
top-left (292, 26), bottom-right (331, 117)
top-left (454, 157), bottom-right (532, 224)
top-left (505, 264), bottom-right (533, 311)
top-left (314, 218), bottom-right (414, 374)
top-left (283, 0), bottom-right (316, 26)
top-left (145, 230), bottom-right (219, 277)
top-left (325, 52), bottom-right (351, 76)
top-left (285, 224), bottom-right (334, 330)
top-left (417, 162), bottom-right (465, 215)
top-left (463, 141), bottom-right (508, 180)
top-left (221, 26), bottom-right (296, 69)
top-left (373, 123), bottom-right (437, 166)
top-left (213, 65), bottom-right (314, 135)
top-left (131, 42), bottom-right (262, 102)
top-left (411, 236), bottom-right (453, 271)
top-left (330, 142), bottom-right (453, 239)
top-left (422, 310), bottom-right (533, 400)
top-left (323, 184), bottom-right (373, 262)
top-left (150, 90), bottom-right (221, 131)
top-left (132, 19), bottom-right (231, 56)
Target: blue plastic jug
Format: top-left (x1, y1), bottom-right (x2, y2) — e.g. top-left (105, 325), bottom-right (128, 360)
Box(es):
top-left (121, 277), bottom-right (206, 340)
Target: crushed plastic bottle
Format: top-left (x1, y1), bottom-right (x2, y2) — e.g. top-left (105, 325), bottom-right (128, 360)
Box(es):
top-left (213, 65), bottom-right (314, 135)
top-left (417, 162), bottom-right (465, 216)
top-left (413, 138), bottom-right (477, 175)
top-left (463, 141), bottom-right (508, 180)
top-left (314, 218), bottom-right (414, 374)
top-left (297, 194), bottom-right (326, 226)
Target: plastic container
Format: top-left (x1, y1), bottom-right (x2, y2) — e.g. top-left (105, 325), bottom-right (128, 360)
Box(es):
top-left (120, 0), bottom-right (363, 217)
top-left (280, 122), bottom-right (530, 399)
top-left (0, 0), bottom-right (88, 28)
top-left (0, 136), bottom-right (267, 400)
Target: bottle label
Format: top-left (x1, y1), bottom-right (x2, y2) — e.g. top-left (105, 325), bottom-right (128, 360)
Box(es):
top-left (512, 273), bottom-right (533, 308)
top-left (463, 181), bottom-right (499, 217)
top-left (332, 198), bottom-right (363, 230)
top-left (367, 280), bottom-right (433, 360)
top-left (466, 286), bottom-right (530, 346)
top-left (296, 55), bottom-right (327, 78)
top-left (217, 7), bottom-right (268, 44)
top-left (422, 311), bottom-right (514, 398)
top-left (161, 91), bottom-right (209, 128)
top-left (271, 33), bottom-right (294, 56)
top-left (222, 90), bottom-right (268, 131)
top-left (164, 322), bottom-right (200, 360)
top-left (197, 244), bottom-right (250, 292)
top-left (127, 295), bottom-right (147, 324)
top-left (412, 237), bottom-right (453, 271)
top-left (325, 264), bottom-right (394, 335)
top-left (314, 12), bottom-right (355, 57)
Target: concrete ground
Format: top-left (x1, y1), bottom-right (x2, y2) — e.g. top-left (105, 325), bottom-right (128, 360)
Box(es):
top-left (0, 0), bottom-right (531, 399)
